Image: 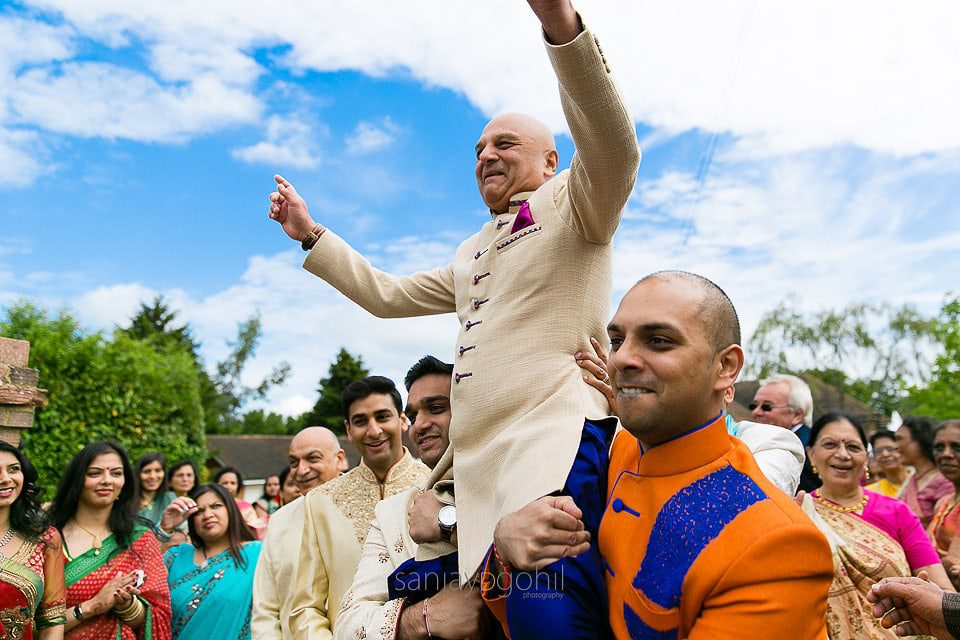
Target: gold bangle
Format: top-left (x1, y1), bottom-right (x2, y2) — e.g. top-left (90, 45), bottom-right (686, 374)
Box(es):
top-left (117, 597), bottom-right (144, 622)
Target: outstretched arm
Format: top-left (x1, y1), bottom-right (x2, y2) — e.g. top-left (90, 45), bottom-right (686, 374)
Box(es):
top-left (267, 175), bottom-right (457, 318)
top-left (537, 0), bottom-right (640, 244)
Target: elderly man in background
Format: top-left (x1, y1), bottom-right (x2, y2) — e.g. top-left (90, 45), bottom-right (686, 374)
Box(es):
top-left (252, 426), bottom-right (347, 639)
top-left (751, 373), bottom-right (819, 492)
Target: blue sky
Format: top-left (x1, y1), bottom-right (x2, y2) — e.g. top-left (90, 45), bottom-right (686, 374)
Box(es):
top-left (2, 0), bottom-right (958, 416)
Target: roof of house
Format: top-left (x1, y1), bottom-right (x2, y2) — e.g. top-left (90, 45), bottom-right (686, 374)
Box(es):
top-left (205, 434), bottom-right (362, 480)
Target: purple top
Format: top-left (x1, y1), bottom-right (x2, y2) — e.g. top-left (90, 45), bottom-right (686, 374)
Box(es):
top-left (860, 489), bottom-right (940, 571)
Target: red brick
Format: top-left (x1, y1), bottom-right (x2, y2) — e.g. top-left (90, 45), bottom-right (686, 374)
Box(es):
top-left (0, 338), bottom-right (29, 367)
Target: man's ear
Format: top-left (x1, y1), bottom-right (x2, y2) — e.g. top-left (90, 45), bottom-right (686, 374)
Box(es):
top-left (713, 344), bottom-right (744, 392)
top-left (544, 149), bottom-right (559, 178)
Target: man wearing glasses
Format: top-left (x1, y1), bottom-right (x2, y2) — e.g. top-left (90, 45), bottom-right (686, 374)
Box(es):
top-left (750, 373), bottom-right (819, 492)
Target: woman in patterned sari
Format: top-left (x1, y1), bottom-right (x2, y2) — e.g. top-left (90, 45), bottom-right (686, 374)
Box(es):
top-left (897, 415), bottom-right (954, 528)
top-left (803, 413), bottom-right (953, 639)
top-left (49, 441), bottom-right (171, 640)
top-left (0, 442), bottom-right (66, 639)
top-left (162, 483), bottom-right (261, 640)
top-left (927, 420), bottom-right (960, 588)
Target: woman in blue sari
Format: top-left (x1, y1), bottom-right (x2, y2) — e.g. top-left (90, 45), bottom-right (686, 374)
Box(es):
top-left (162, 484), bottom-right (260, 640)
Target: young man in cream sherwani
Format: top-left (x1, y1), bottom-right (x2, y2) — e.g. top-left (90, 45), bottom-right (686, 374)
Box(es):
top-left (335, 356), bottom-right (489, 640)
top-left (268, 1), bottom-right (640, 610)
top-left (290, 376), bottom-right (429, 640)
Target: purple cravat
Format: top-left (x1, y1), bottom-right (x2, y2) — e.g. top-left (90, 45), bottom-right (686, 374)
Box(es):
top-left (510, 201), bottom-right (535, 233)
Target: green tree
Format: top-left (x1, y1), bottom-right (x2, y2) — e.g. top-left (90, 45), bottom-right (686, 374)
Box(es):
top-left (298, 348), bottom-right (369, 435)
top-left (905, 294), bottom-right (960, 419)
top-left (205, 314), bottom-right (291, 434)
top-left (746, 298), bottom-right (940, 414)
top-left (1, 302), bottom-right (205, 494)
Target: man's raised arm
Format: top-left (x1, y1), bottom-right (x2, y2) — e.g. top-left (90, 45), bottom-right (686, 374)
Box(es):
top-left (267, 174), bottom-right (456, 318)
top-left (536, 0), bottom-right (641, 244)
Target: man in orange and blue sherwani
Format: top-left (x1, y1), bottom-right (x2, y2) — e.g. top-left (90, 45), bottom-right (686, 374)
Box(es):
top-left (494, 271), bottom-right (833, 639)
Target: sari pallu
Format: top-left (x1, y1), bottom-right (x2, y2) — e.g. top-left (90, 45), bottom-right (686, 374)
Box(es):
top-left (803, 496), bottom-right (930, 640)
top-left (164, 541), bottom-right (261, 640)
top-left (0, 527), bottom-right (67, 639)
top-left (64, 526), bottom-right (172, 640)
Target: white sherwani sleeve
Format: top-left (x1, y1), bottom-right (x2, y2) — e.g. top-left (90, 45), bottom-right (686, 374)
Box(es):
top-left (738, 420), bottom-right (805, 495)
top-left (302, 229), bottom-right (456, 318)
top-left (251, 523), bottom-right (283, 639)
top-left (548, 26), bottom-right (640, 244)
top-left (334, 513), bottom-right (406, 640)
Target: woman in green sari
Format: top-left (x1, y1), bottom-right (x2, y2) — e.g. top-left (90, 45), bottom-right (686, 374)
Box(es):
top-left (50, 441), bottom-right (172, 640)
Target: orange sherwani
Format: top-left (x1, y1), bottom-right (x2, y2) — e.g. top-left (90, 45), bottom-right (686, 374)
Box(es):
top-left (599, 414), bottom-right (833, 639)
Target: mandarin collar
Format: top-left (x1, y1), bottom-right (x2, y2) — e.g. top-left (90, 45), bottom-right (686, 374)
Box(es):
top-left (489, 192), bottom-right (535, 219)
top-left (636, 412), bottom-right (730, 477)
top-left (357, 447), bottom-right (415, 485)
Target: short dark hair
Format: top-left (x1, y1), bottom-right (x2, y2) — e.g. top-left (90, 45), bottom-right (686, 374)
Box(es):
top-left (341, 376), bottom-right (403, 421)
top-left (0, 441), bottom-right (47, 540)
top-left (869, 430), bottom-right (896, 449)
top-left (810, 412), bottom-right (868, 448)
top-left (135, 452), bottom-right (168, 498)
top-left (187, 483), bottom-right (256, 569)
top-left (213, 466), bottom-right (244, 493)
top-left (637, 271), bottom-right (741, 352)
top-left (168, 459), bottom-right (200, 494)
top-left (900, 415), bottom-right (939, 463)
top-left (50, 441), bottom-right (139, 550)
top-left (404, 356), bottom-right (453, 391)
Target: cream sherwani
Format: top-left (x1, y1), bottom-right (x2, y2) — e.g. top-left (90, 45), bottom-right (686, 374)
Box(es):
top-left (334, 486), bottom-right (421, 640)
top-left (251, 498), bottom-right (306, 640)
top-left (290, 452), bottom-right (429, 639)
top-left (303, 25), bottom-right (639, 578)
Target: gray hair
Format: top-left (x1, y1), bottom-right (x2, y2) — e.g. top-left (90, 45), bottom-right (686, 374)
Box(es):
top-left (760, 374), bottom-right (813, 425)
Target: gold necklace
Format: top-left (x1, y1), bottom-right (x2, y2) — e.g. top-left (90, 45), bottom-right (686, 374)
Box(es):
top-left (73, 521), bottom-right (109, 556)
top-left (815, 491), bottom-right (869, 513)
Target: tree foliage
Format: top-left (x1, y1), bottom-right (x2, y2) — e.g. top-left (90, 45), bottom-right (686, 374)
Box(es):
top-left (746, 296), bottom-right (953, 416)
top-left (905, 295), bottom-right (960, 419)
top-left (297, 348), bottom-right (369, 435)
top-left (1, 302), bottom-right (206, 495)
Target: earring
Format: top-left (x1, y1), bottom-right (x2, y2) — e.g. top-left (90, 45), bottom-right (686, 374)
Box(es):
top-left (812, 466), bottom-right (818, 475)
top-left (865, 468), bottom-right (871, 481)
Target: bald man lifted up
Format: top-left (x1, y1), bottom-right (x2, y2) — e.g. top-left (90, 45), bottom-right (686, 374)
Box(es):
top-left (268, 0), bottom-right (638, 635)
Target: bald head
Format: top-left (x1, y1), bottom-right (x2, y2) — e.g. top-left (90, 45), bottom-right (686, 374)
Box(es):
top-left (637, 271), bottom-right (741, 353)
top-left (288, 426), bottom-right (346, 493)
top-left (475, 112), bottom-right (559, 213)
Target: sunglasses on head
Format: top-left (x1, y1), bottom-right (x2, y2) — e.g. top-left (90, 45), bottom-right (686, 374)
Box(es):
top-left (748, 401), bottom-right (793, 412)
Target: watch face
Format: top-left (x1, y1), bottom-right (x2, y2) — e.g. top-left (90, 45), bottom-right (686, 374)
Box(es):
top-left (438, 505), bottom-right (457, 528)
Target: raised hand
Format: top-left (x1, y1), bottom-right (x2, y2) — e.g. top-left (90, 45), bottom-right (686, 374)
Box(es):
top-left (268, 174), bottom-right (318, 242)
top-left (160, 496), bottom-right (198, 532)
top-left (526, 0), bottom-right (581, 45)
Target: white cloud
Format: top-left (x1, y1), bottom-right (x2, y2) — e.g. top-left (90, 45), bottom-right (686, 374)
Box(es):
top-left (231, 115), bottom-right (320, 169)
top-left (14, 0), bottom-right (959, 156)
top-left (73, 282), bottom-right (159, 328)
top-left (9, 64), bottom-right (260, 142)
top-left (0, 129), bottom-right (49, 187)
top-left (345, 118), bottom-right (402, 155)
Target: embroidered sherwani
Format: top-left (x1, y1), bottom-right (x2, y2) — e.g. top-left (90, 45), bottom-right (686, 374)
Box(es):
top-left (302, 22), bottom-right (640, 579)
top-left (289, 452), bottom-right (428, 640)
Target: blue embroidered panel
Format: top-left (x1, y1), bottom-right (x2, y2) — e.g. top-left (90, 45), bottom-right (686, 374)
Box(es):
top-left (633, 465), bottom-right (766, 609)
top-left (624, 603), bottom-right (677, 640)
